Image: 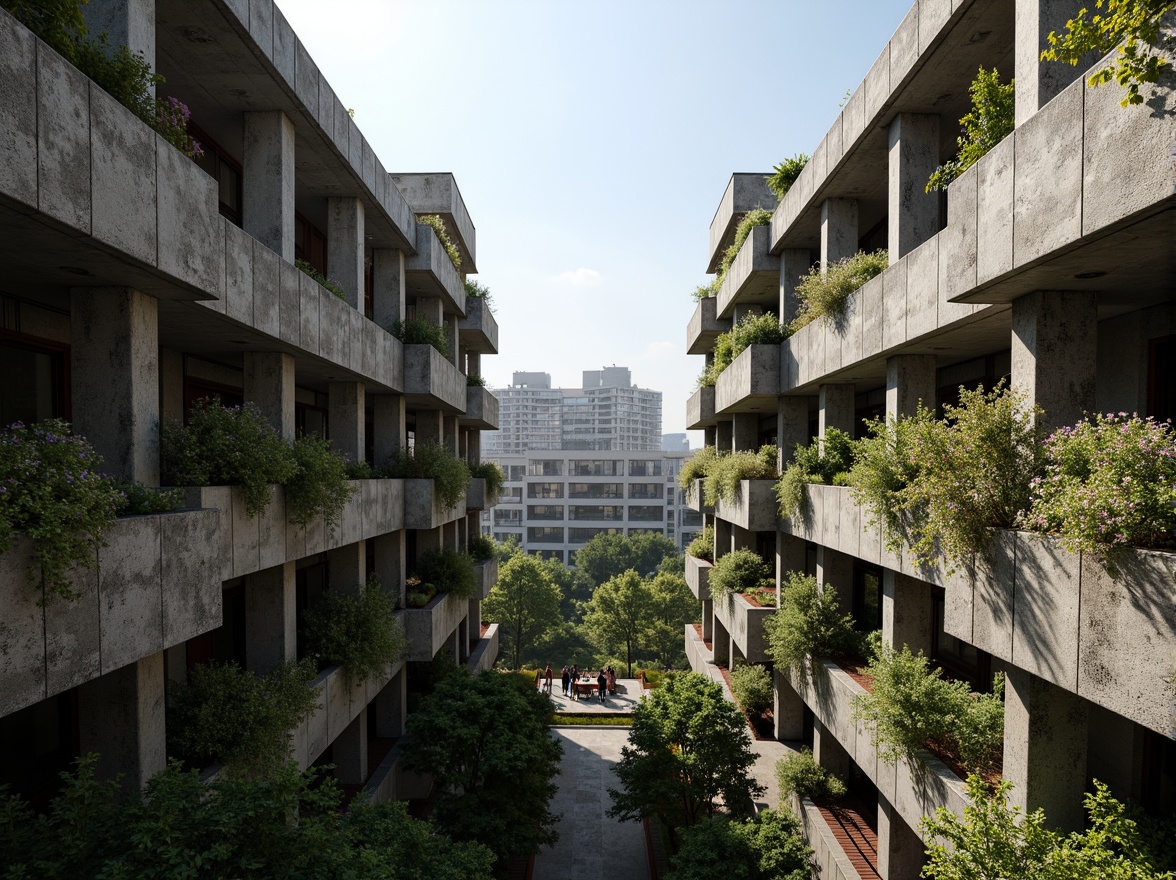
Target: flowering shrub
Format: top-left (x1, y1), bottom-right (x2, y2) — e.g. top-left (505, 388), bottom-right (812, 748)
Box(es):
top-left (1021, 413), bottom-right (1176, 560)
top-left (776, 428), bottom-right (855, 520)
top-left (154, 97), bottom-right (203, 159)
top-left (0, 420), bottom-right (122, 601)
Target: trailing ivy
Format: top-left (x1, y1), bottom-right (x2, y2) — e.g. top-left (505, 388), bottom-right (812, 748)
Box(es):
top-left (927, 68), bottom-right (1015, 192)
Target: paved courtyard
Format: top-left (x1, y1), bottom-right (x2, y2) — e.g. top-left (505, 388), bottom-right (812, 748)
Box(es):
top-left (540, 678), bottom-right (645, 714)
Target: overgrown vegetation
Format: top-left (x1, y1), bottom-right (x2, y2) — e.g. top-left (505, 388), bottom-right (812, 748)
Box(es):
top-left (766, 154), bottom-right (810, 200)
top-left (775, 748), bottom-right (847, 804)
top-left (114, 481), bottom-right (185, 516)
top-left (775, 428), bottom-right (855, 521)
top-left (464, 277), bottom-right (495, 312)
top-left (469, 460), bottom-right (505, 497)
top-left (295, 259), bottom-right (346, 299)
top-left (927, 68), bottom-right (1015, 192)
top-left (302, 576), bottom-right (407, 682)
top-left (765, 572), bottom-right (862, 673)
top-left (730, 663), bottom-right (773, 717)
top-left (380, 442), bottom-right (471, 508)
top-left (391, 316), bottom-right (450, 358)
top-left (679, 445), bottom-right (719, 489)
top-left (284, 434), bottom-right (355, 529)
top-left (167, 659), bottom-right (318, 775)
top-left (792, 249), bottom-right (888, 331)
top-left (1041, 0), bottom-right (1176, 107)
top-left (699, 313), bottom-right (789, 387)
top-left (706, 549), bottom-right (772, 600)
top-left (418, 214), bottom-right (462, 271)
top-left (702, 445), bottom-right (778, 507)
top-left (467, 532), bottom-right (497, 562)
top-left (693, 209), bottom-right (774, 301)
top-left (686, 523), bottom-right (714, 562)
top-left (413, 547), bottom-right (479, 600)
top-left (666, 809), bottom-right (813, 880)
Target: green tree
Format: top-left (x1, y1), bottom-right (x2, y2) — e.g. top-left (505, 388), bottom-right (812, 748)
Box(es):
top-left (583, 569), bottom-right (654, 676)
top-left (646, 570), bottom-right (697, 667)
top-left (667, 810), bottom-right (813, 880)
top-left (608, 672), bottom-right (763, 845)
top-left (574, 531), bottom-right (678, 586)
top-left (400, 669), bottom-right (563, 868)
top-left (482, 554), bottom-right (563, 670)
top-left (926, 68), bottom-right (1015, 191)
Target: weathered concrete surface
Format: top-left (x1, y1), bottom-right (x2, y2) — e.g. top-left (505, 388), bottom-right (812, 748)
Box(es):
top-left (403, 478), bottom-right (467, 530)
top-left (403, 343), bottom-right (467, 411)
top-left (708, 172), bottom-right (776, 274)
top-left (458, 296), bottom-right (498, 354)
top-left (687, 296), bottom-right (731, 355)
top-left (715, 344), bottom-right (781, 413)
top-left (685, 554), bottom-right (712, 601)
top-left (460, 385), bottom-right (499, 429)
top-left (389, 172), bottom-right (477, 273)
top-left (717, 225), bottom-right (780, 319)
top-left (405, 223), bottom-right (465, 316)
top-left (686, 386), bottom-right (717, 429)
top-left (402, 590), bottom-right (468, 661)
top-left (713, 479), bottom-right (778, 533)
top-left (712, 591), bottom-right (773, 663)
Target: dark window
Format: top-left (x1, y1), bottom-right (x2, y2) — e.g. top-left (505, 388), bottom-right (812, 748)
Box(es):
top-left (627, 505), bottom-right (663, 522)
top-left (931, 587), bottom-right (991, 690)
top-left (294, 212), bottom-right (328, 275)
top-left (296, 401), bottom-right (328, 439)
top-left (527, 504), bottom-right (565, 520)
top-left (185, 583), bottom-right (246, 669)
top-left (184, 378), bottom-right (243, 421)
top-left (295, 561), bottom-right (330, 662)
top-left (189, 124), bottom-right (243, 226)
top-left (852, 563), bottom-right (883, 632)
top-left (0, 690), bottom-right (78, 810)
top-left (0, 334), bottom-right (68, 425)
top-left (628, 483), bottom-right (661, 499)
top-left (527, 527), bottom-right (564, 543)
top-left (1148, 336), bottom-right (1176, 423)
top-left (527, 482), bottom-right (564, 499)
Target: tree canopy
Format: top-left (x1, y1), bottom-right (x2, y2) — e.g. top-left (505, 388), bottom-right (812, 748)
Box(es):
top-left (666, 810), bottom-right (813, 880)
top-left (574, 531), bottom-right (680, 586)
top-left (583, 569), bottom-right (654, 676)
top-left (482, 553), bottom-right (563, 670)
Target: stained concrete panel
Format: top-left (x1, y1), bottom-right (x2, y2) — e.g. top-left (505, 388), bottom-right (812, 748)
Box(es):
top-left (971, 530), bottom-right (1016, 662)
top-left (158, 137), bottom-right (224, 296)
top-left (294, 40), bottom-right (319, 119)
top-left (231, 488), bottom-right (261, 577)
top-left (225, 221), bottom-right (254, 325)
top-left (90, 88), bottom-right (156, 265)
top-left (882, 259), bottom-right (908, 351)
top-left (0, 537), bottom-right (46, 716)
top-left (257, 486), bottom-right (287, 571)
top-left (271, 5), bottom-right (296, 82)
top-left (0, 8), bottom-right (38, 208)
top-left (860, 274), bottom-right (884, 359)
top-left (299, 272), bottom-right (320, 355)
top-left (939, 163), bottom-right (978, 309)
top-left (252, 240), bottom-right (280, 337)
top-left (1012, 532), bottom-right (1081, 690)
top-left (918, 0), bottom-right (953, 54)
top-left (37, 44), bottom-right (91, 233)
top-left (318, 292), bottom-right (345, 365)
top-left (248, 0), bottom-right (274, 56)
top-left (278, 259), bottom-right (301, 344)
top-left (161, 509), bottom-right (222, 647)
top-left (864, 46), bottom-right (891, 121)
top-left (975, 135), bottom-right (1014, 284)
top-left (44, 561), bottom-right (101, 698)
top-left (840, 286), bottom-right (864, 368)
top-left (905, 236), bottom-right (939, 339)
top-left (890, 4), bottom-right (920, 85)
top-left (98, 515), bottom-right (163, 674)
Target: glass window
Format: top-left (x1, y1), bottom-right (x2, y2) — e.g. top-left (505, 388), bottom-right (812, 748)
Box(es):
top-left (570, 459), bottom-right (621, 476)
top-left (628, 460), bottom-right (662, 476)
top-left (527, 504), bottom-right (564, 520)
top-left (527, 527), bottom-right (564, 543)
top-left (627, 528), bottom-right (662, 536)
top-left (526, 459), bottom-right (564, 476)
top-left (568, 505), bottom-right (624, 521)
top-left (627, 505), bottom-right (664, 522)
top-left (568, 482), bottom-right (623, 499)
top-left (0, 338), bottom-right (66, 426)
top-left (628, 483), bottom-right (661, 499)
top-left (568, 527), bottom-right (621, 544)
top-left (535, 549), bottom-right (564, 563)
top-left (508, 465), bottom-right (526, 481)
top-left (501, 487), bottom-right (522, 502)
top-left (527, 482), bottom-right (564, 499)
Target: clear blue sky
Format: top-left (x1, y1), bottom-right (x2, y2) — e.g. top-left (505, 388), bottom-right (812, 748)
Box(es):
top-left (275, 0), bottom-right (915, 442)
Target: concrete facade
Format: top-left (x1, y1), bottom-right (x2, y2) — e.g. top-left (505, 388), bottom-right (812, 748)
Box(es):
top-left (0, 0), bottom-right (499, 809)
top-left (684, 3), bottom-right (1175, 877)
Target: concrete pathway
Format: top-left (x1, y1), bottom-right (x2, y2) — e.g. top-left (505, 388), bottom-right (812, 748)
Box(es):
top-left (533, 728), bottom-right (649, 880)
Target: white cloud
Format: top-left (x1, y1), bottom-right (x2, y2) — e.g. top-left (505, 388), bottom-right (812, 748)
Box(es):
top-left (555, 267), bottom-right (602, 287)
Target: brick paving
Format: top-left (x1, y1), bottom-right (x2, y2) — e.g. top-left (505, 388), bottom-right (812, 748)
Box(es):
top-left (819, 801), bottom-right (882, 880)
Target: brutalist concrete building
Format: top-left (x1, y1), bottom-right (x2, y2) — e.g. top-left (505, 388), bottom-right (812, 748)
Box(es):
top-left (683, 1), bottom-right (1174, 877)
top-left (0, 0), bottom-right (499, 804)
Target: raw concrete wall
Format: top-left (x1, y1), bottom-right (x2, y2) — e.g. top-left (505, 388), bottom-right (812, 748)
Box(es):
top-left (403, 344), bottom-right (467, 411)
top-left (405, 224), bottom-right (466, 316)
top-left (792, 794), bottom-right (871, 880)
top-left (717, 225), bottom-right (780, 319)
top-left (687, 296), bottom-right (731, 355)
top-left (708, 173), bottom-right (777, 273)
top-left (713, 479), bottom-right (778, 533)
top-left (467, 622), bottom-right (499, 672)
top-left (403, 590), bottom-right (468, 662)
top-left (687, 387), bottom-right (717, 429)
top-left (715, 344), bottom-right (781, 413)
top-left (461, 386), bottom-right (499, 429)
top-left (685, 623), bottom-right (712, 675)
top-left (459, 296), bottom-right (498, 354)
top-left (712, 592), bottom-right (773, 662)
top-left (389, 173), bottom-right (477, 272)
top-left (289, 660), bottom-right (400, 770)
top-left (686, 554), bottom-right (712, 601)
top-left (403, 479), bottom-right (468, 530)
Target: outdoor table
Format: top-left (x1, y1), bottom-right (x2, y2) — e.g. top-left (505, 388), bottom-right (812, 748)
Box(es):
top-left (572, 679), bottom-right (599, 697)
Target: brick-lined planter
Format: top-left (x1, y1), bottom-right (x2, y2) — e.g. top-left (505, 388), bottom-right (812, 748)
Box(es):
top-left (685, 554), bottom-right (713, 600)
top-left (790, 793), bottom-right (879, 880)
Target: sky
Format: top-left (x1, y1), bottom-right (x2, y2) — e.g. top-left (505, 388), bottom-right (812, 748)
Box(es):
top-left (274, 0), bottom-right (915, 443)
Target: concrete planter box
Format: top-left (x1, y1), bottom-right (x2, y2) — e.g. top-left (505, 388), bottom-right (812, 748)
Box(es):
top-left (0, 508), bottom-right (220, 717)
top-left (405, 224), bottom-right (465, 316)
top-left (714, 479), bottom-right (778, 532)
top-left (402, 590), bottom-right (467, 662)
top-left (714, 344), bottom-right (781, 414)
top-left (461, 385), bottom-right (499, 429)
top-left (403, 478), bottom-right (467, 530)
top-left (708, 173), bottom-right (776, 273)
top-left (290, 659), bottom-right (400, 770)
top-left (687, 296), bottom-right (730, 355)
top-left (467, 622), bottom-right (499, 672)
top-left (716, 225), bottom-right (779, 319)
top-left (360, 743), bottom-right (404, 806)
top-left (685, 622), bottom-right (712, 675)
top-left (713, 590), bottom-right (773, 663)
top-left (390, 173), bottom-right (477, 274)
top-left (474, 558), bottom-right (498, 599)
top-left (403, 344), bottom-right (467, 411)
top-left (458, 296), bottom-right (498, 354)
top-left (684, 478), bottom-right (712, 514)
top-left (685, 554), bottom-right (713, 600)
top-left (791, 794), bottom-right (871, 880)
top-left (466, 477), bottom-right (500, 511)
top-left (686, 386), bottom-right (717, 429)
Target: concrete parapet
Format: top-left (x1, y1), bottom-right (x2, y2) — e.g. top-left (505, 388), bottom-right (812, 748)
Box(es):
top-left (791, 794), bottom-right (871, 880)
top-left (405, 224), bottom-right (466, 317)
top-left (403, 344), bottom-right (467, 412)
top-left (467, 623), bottom-right (499, 672)
top-left (460, 386), bottom-right (499, 429)
top-left (716, 225), bottom-right (780, 319)
top-left (685, 622), bottom-right (712, 675)
top-left (708, 173), bottom-right (776, 274)
top-left (687, 296), bottom-right (731, 356)
top-left (403, 478), bottom-right (467, 530)
top-left (684, 479), bottom-right (712, 514)
top-left (713, 479), bottom-right (778, 533)
top-left (685, 554), bottom-right (713, 601)
top-left (389, 173), bottom-right (477, 273)
top-left (715, 344), bottom-right (781, 413)
top-left (712, 591), bottom-right (773, 663)
top-left (686, 386), bottom-right (717, 429)
top-left (465, 477), bottom-right (499, 513)
top-left (402, 590), bottom-right (468, 662)
top-left (473, 558), bottom-right (498, 600)
top-left (290, 660), bottom-right (399, 771)
top-left (458, 296), bottom-right (498, 354)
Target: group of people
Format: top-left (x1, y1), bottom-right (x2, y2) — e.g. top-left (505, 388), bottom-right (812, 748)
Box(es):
top-left (541, 664), bottom-right (617, 703)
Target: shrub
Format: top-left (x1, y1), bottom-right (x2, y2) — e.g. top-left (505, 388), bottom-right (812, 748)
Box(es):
top-left (467, 372), bottom-right (487, 386)
top-left (691, 209), bottom-right (773, 302)
top-left (792, 249), bottom-right (888, 331)
top-left (667, 810), bottom-right (812, 880)
top-left (1021, 413), bottom-right (1176, 560)
top-left (0, 419), bottom-right (123, 601)
top-left (679, 445), bottom-right (719, 489)
top-left (847, 412), bottom-right (927, 540)
top-left (468, 533), bottom-right (497, 562)
top-left (414, 547), bottom-right (479, 600)
top-left (160, 399), bottom-right (298, 518)
top-left (730, 663), bottom-right (773, 717)
top-left (702, 445), bottom-right (778, 506)
top-left (344, 458), bottom-right (374, 479)
top-left (418, 214), bottom-right (461, 271)
top-left (294, 259), bottom-right (346, 299)
top-left (302, 576), bottom-right (408, 682)
top-left (851, 644), bottom-right (1004, 774)
top-left (927, 68), bottom-right (1015, 191)
top-left (775, 748), bottom-right (847, 804)
top-left (114, 481), bottom-right (185, 516)
top-left (380, 442), bottom-right (471, 509)
top-left (700, 313), bottom-right (788, 387)
top-left (708, 549), bottom-right (771, 599)
top-left (686, 524), bottom-right (714, 562)
top-left (464, 277), bottom-right (495, 311)
top-left (469, 460), bottom-right (505, 496)
top-left (168, 659), bottom-right (317, 775)
top-left (284, 434), bottom-right (355, 529)
top-left (776, 428), bottom-right (856, 520)
top-left (391, 316), bottom-right (450, 358)
top-left (765, 572), bottom-right (860, 673)
top-left (767, 154), bottom-right (810, 200)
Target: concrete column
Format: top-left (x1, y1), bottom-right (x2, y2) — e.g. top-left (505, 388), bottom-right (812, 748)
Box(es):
top-left (779, 249), bottom-right (811, 326)
top-left (416, 526), bottom-right (443, 556)
top-left (731, 524), bottom-right (753, 552)
top-left (71, 288), bottom-right (159, 485)
top-left (374, 667), bottom-right (406, 738)
top-left (243, 351), bottom-right (296, 440)
top-left (703, 426), bottom-right (717, 448)
top-left (444, 316), bottom-right (460, 366)
top-left (1016, 0), bottom-right (1089, 126)
top-left (1011, 291), bottom-right (1097, 433)
top-left (371, 248), bottom-right (405, 332)
top-left (82, 0), bottom-right (154, 73)
top-left (415, 410), bottom-right (444, 448)
top-left (732, 303), bottom-right (763, 323)
top-left (882, 571), bottom-right (932, 654)
top-left (732, 414), bottom-right (758, 452)
top-left (467, 352), bottom-right (482, 380)
top-left (372, 530), bottom-right (405, 606)
top-left (713, 619), bottom-right (731, 667)
top-left (328, 197), bottom-right (365, 310)
top-left (819, 383), bottom-right (856, 438)
top-left (244, 562), bottom-right (296, 674)
top-left (329, 381), bottom-right (366, 463)
top-left (813, 716), bottom-right (851, 781)
top-left (243, 111), bottom-right (296, 262)
top-left (888, 113), bottom-right (941, 262)
top-left (442, 414), bottom-right (459, 455)
top-left (820, 198), bottom-right (859, 268)
top-left (886, 354), bottom-right (937, 420)
top-left (329, 541), bottom-right (366, 596)
top-left (715, 519), bottom-right (733, 559)
top-left (715, 419), bottom-right (733, 453)
top-left (777, 533), bottom-right (806, 591)
top-left (416, 295), bottom-right (444, 329)
top-left (777, 396), bottom-right (810, 468)
top-left (467, 430), bottom-right (481, 465)
top-left (371, 394), bottom-right (406, 467)
top-left (817, 546), bottom-right (853, 613)
top-left (77, 652), bottom-right (165, 793)
top-left (878, 795), bottom-right (926, 880)
top-left (701, 598), bottom-right (713, 642)
top-left (1004, 667), bottom-right (1090, 831)
top-left (333, 708), bottom-right (368, 784)
top-left (774, 669), bottom-right (805, 740)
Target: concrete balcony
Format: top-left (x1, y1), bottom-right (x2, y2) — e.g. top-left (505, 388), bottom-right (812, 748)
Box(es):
top-left (402, 590), bottom-right (468, 662)
top-left (0, 508), bottom-right (220, 717)
top-left (686, 386), bottom-right (718, 429)
top-left (460, 386), bottom-right (499, 430)
top-left (403, 479), bottom-right (467, 530)
top-left (474, 558), bottom-right (498, 599)
top-left (405, 224), bottom-right (466, 316)
top-left (716, 225), bottom-right (779, 320)
top-left (713, 479), bottom-right (778, 533)
top-left (466, 477), bottom-right (501, 512)
top-left (685, 554), bottom-right (713, 601)
top-left (458, 296), bottom-right (498, 354)
top-left (685, 622), bottom-right (712, 675)
top-left (390, 173), bottom-right (477, 274)
top-left (790, 793), bottom-right (875, 880)
top-left (687, 296), bottom-right (730, 355)
top-left (467, 623), bottom-right (500, 672)
top-left (714, 344), bottom-right (781, 414)
top-left (403, 344), bottom-right (467, 412)
top-left (713, 591), bottom-right (773, 663)
top-left (181, 479), bottom-right (404, 582)
top-left (291, 659), bottom-right (402, 771)
top-left (708, 172), bottom-right (776, 274)
top-left (684, 479), bottom-right (712, 514)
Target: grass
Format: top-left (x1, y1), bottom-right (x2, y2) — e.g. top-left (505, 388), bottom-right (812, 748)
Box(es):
top-left (551, 714), bottom-right (633, 726)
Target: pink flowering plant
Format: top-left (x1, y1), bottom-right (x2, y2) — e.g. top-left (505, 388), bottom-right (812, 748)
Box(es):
top-left (1020, 413), bottom-right (1176, 560)
top-left (0, 419), bottom-right (122, 601)
top-left (154, 97), bottom-right (203, 159)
